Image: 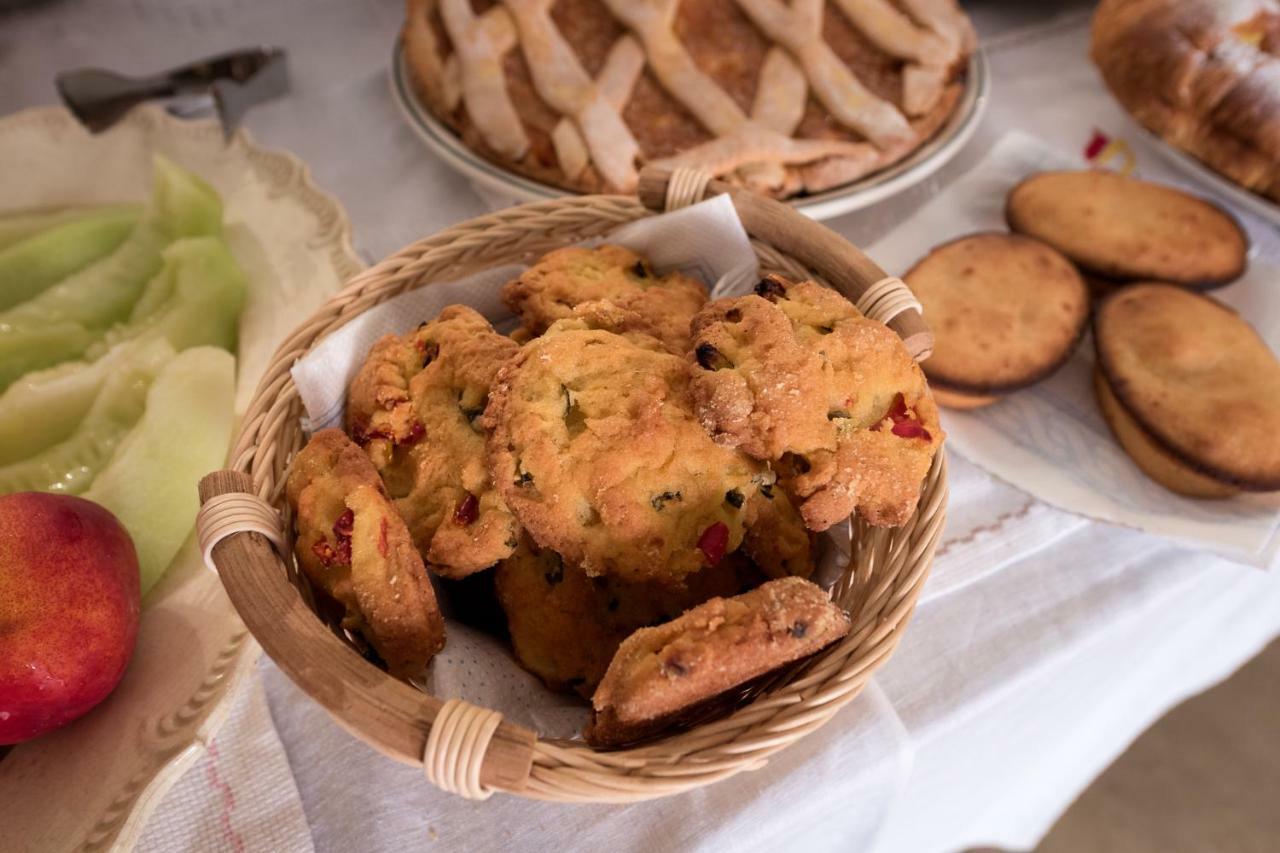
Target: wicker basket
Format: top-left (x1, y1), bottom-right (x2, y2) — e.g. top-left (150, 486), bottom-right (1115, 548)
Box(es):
top-left (197, 167), bottom-right (949, 803)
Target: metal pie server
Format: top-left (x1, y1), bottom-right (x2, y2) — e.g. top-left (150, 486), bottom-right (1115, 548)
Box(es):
top-left (56, 47), bottom-right (289, 138)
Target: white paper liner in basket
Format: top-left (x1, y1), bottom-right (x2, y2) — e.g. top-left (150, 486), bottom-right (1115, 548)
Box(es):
top-left (288, 195), bottom-right (847, 737)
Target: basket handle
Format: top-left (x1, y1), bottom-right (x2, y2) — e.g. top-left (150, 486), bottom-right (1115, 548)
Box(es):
top-left (197, 470), bottom-right (537, 796)
top-left (636, 166), bottom-right (934, 361)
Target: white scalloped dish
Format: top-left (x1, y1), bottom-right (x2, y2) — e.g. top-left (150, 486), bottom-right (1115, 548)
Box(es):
top-left (0, 105), bottom-right (361, 853)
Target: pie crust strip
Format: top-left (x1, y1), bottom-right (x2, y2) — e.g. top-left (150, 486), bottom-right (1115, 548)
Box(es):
top-left (550, 36), bottom-right (646, 182)
top-left (439, 0), bottom-right (530, 160)
top-left (733, 0), bottom-right (913, 148)
top-left (502, 0), bottom-right (641, 190)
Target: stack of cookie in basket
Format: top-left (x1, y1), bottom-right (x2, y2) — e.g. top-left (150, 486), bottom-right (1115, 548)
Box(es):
top-left (285, 245), bottom-right (943, 746)
top-left (902, 169), bottom-right (1280, 500)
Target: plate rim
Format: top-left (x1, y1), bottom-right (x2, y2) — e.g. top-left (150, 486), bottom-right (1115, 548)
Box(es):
top-left (1120, 111), bottom-right (1280, 228)
top-left (0, 103), bottom-right (361, 853)
top-left (389, 41), bottom-right (990, 220)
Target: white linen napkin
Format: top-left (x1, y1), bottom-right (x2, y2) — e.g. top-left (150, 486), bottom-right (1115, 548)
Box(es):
top-left (867, 132), bottom-right (1280, 570)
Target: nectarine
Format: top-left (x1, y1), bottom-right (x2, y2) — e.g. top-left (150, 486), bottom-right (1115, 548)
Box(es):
top-left (0, 492), bottom-right (140, 744)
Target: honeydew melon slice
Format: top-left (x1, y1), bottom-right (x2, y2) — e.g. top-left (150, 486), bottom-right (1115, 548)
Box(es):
top-left (0, 204), bottom-right (140, 252)
top-left (85, 346), bottom-right (236, 594)
top-left (88, 236), bottom-right (247, 359)
top-left (0, 340), bottom-right (174, 495)
top-left (0, 338), bottom-right (174, 466)
top-left (0, 238), bottom-right (247, 464)
top-left (0, 157), bottom-right (222, 388)
top-left (0, 207), bottom-right (139, 311)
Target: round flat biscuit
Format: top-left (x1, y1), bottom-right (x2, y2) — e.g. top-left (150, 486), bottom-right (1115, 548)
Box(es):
top-left (689, 277), bottom-right (943, 531)
top-left (1095, 283), bottom-right (1280, 491)
top-left (484, 318), bottom-right (768, 583)
top-left (1006, 170), bottom-right (1247, 288)
top-left (1093, 370), bottom-right (1238, 498)
top-left (904, 233), bottom-right (1089, 395)
top-left (502, 245), bottom-right (708, 353)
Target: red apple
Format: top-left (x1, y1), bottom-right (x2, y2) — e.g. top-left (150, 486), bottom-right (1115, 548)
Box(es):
top-left (0, 492), bottom-right (140, 744)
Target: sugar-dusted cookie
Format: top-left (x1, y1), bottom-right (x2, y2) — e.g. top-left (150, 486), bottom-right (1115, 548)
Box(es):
top-left (1006, 170), bottom-right (1247, 289)
top-left (1094, 283), bottom-right (1280, 496)
top-left (585, 577), bottom-right (851, 747)
top-left (286, 429), bottom-right (446, 679)
top-left (484, 315), bottom-right (771, 583)
top-left (494, 537), bottom-right (765, 696)
top-left (743, 487), bottom-right (816, 580)
top-left (689, 276), bottom-right (942, 530)
top-left (502, 246), bottom-right (708, 353)
top-left (346, 305), bottom-right (521, 578)
top-left (903, 232), bottom-right (1089, 407)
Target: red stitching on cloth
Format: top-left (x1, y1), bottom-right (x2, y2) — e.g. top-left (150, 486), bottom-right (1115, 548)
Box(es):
top-left (204, 742), bottom-right (246, 853)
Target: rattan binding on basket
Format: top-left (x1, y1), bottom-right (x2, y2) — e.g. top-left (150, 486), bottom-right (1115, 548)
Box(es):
top-left (198, 166), bottom-right (948, 803)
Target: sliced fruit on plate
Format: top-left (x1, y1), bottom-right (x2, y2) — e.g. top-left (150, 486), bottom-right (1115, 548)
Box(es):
top-left (0, 204), bottom-right (140, 252)
top-left (85, 346), bottom-right (236, 594)
top-left (0, 338), bottom-right (175, 466)
top-left (0, 206), bottom-right (139, 311)
top-left (0, 340), bottom-right (173, 495)
top-left (0, 157), bottom-right (222, 388)
top-left (0, 239), bottom-right (246, 465)
top-left (89, 236), bottom-right (247, 358)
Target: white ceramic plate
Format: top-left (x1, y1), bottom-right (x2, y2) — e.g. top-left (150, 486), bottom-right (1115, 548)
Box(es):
top-left (390, 42), bottom-right (990, 220)
top-left (0, 105), bottom-right (361, 853)
top-left (1124, 118), bottom-right (1280, 228)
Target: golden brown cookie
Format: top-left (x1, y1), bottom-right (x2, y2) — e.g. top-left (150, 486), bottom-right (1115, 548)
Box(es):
top-left (285, 429), bottom-right (446, 679)
top-left (346, 305), bottom-right (521, 578)
top-left (585, 576), bottom-right (851, 747)
top-left (1093, 283), bottom-right (1280, 496)
top-left (484, 316), bottom-right (770, 584)
top-left (743, 488), bottom-right (816, 580)
top-left (1006, 170), bottom-right (1247, 289)
top-left (689, 276), bottom-right (943, 530)
top-left (494, 537), bottom-right (765, 696)
top-left (502, 246), bottom-right (708, 353)
top-left (903, 232), bottom-right (1090, 406)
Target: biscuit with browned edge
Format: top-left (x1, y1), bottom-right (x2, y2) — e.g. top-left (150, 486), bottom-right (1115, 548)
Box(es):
top-left (585, 577), bottom-right (851, 747)
top-left (1093, 283), bottom-right (1280, 496)
top-left (1006, 170), bottom-right (1247, 289)
top-left (903, 232), bottom-right (1089, 407)
top-left (286, 429), bottom-right (446, 679)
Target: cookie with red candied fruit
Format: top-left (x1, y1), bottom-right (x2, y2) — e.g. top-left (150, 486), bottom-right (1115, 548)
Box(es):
top-left (483, 314), bottom-right (771, 584)
top-left (345, 305), bottom-right (520, 578)
top-left (689, 275), bottom-right (942, 530)
top-left (285, 429), bottom-right (445, 679)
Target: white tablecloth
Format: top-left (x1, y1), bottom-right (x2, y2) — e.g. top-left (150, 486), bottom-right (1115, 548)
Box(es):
top-left (4, 2), bottom-right (1280, 852)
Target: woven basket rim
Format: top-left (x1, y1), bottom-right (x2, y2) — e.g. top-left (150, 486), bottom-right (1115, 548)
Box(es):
top-left (210, 185), bottom-right (949, 803)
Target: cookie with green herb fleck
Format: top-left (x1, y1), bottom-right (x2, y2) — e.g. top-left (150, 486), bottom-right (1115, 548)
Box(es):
top-left (689, 276), bottom-right (943, 531)
top-left (484, 316), bottom-right (768, 584)
top-left (502, 245), bottom-right (708, 353)
top-left (494, 537), bottom-right (764, 696)
top-left (347, 305), bottom-right (521, 578)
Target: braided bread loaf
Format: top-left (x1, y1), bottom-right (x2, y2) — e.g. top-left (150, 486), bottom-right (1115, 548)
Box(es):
top-left (1091, 0), bottom-right (1280, 202)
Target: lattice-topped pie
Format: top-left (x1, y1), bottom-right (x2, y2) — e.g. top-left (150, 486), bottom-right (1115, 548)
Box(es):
top-left (402, 0), bottom-right (976, 197)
